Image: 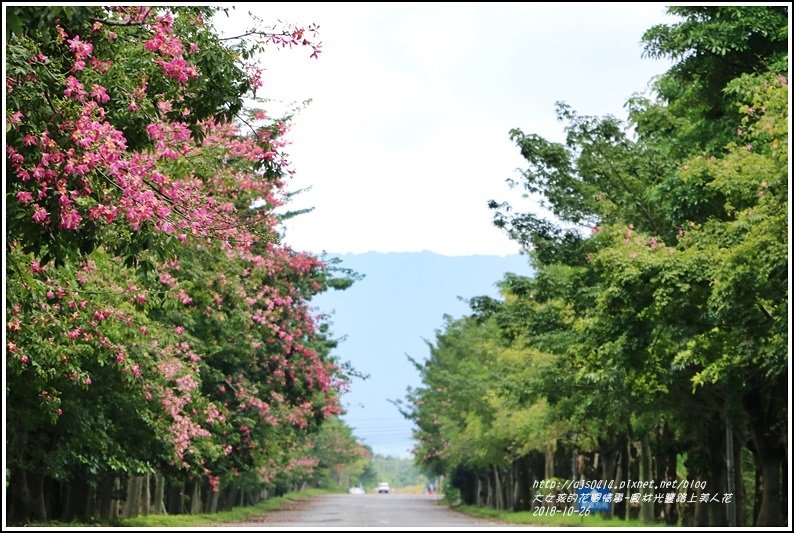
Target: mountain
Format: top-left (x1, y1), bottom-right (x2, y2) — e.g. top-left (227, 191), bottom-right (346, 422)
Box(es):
top-left (309, 251), bottom-right (533, 457)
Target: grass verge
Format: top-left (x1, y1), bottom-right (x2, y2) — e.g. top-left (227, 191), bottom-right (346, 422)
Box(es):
top-left (19, 488), bottom-right (331, 528)
top-left (121, 488), bottom-right (330, 527)
top-left (457, 504), bottom-right (667, 527)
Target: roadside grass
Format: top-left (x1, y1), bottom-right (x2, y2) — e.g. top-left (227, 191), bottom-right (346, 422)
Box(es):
top-left (20, 488), bottom-right (330, 528)
top-left (394, 483), bottom-right (430, 495)
top-left (122, 488), bottom-right (330, 527)
top-left (457, 505), bottom-right (667, 527)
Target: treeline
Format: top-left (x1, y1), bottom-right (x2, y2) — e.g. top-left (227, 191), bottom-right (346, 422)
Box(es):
top-left (5, 6), bottom-right (362, 524)
top-left (405, 7), bottom-right (787, 527)
top-left (370, 455), bottom-right (429, 488)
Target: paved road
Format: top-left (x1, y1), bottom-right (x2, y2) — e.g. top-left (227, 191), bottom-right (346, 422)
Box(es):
top-left (231, 493), bottom-right (509, 528)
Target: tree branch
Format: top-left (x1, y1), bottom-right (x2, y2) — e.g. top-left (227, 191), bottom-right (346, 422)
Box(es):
top-left (219, 30), bottom-right (289, 42)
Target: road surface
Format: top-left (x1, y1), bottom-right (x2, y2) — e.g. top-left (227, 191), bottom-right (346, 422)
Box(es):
top-left (231, 493), bottom-right (509, 527)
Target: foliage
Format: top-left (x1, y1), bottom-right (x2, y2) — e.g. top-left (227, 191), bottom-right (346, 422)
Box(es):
top-left (5, 5), bottom-right (360, 521)
top-left (370, 454), bottom-right (428, 488)
top-left (409, 6), bottom-right (788, 526)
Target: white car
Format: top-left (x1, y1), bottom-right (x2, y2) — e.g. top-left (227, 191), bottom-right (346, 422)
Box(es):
top-left (377, 482), bottom-right (390, 494)
top-left (348, 486), bottom-right (365, 495)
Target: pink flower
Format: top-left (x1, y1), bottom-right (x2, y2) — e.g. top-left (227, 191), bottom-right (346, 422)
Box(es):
top-left (58, 408), bottom-right (63, 416)
top-left (8, 111), bottom-right (23, 124)
top-left (55, 25), bottom-right (68, 43)
top-left (89, 57), bottom-right (112, 73)
top-left (16, 191), bottom-right (34, 204)
top-left (46, 290), bottom-right (55, 299)
top-left (60, 208), bottom-right (83, 230)
top-left (67, 328), bottom-right (81, 339)
top-left (157, 99), bottom-right (173, 114)
top-left (91, 84), bottom-right (110, 103)
top-left (33, 204), bottom-right (50, 224)
top-left (175, 326), bottom-right (185, 335)
top-left (128, 101), bottom-right (139, 112)
top-left (67, 35), bottom-right (94, 59)
top-left (85, 377), bottom-right (92, 385)
top-left (189, 42), bottom-right (199, 54)
top-left (139, 326), bottom-right (149, 335)
top-left (108, 31), bottom-right (117, 41)
top-left (64, 76), bottom-right (87, 101)
top-left (157, 57), bottom-right (198, 83)
top-left (177, 289), bottom-right (192, 305)
top-left (21, 355), bottom-right (30, 364)
top-left (115, 352), bottom-right (126, 364)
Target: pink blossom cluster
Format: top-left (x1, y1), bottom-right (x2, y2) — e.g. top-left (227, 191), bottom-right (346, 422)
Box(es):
top-left (145, 13), bottom-right (199, 84)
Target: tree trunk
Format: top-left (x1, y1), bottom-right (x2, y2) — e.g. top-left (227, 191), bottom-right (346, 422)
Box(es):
top-left (493, 466), bottom-right (504, 510)
top-left (754, 459), bottom-right (763, 524)
top-left (190, 478), bottom-right (203, 514)
top-left (613, 446), bottom-right (626, 520)
top-left (152, 473), bottom-right (167, 515)
top-left (639, 437), bottom-right (654, 523)
top-left (111, 477), bottom-right (121, 519)
top-left (98, 475), bottom-right (114, 520)
top-left (756, 454), bottom-right (783, 526)
top-left (124, 476), bottom-right (141, 518)
top-left (544, 443), bottom-right (555, 480)
top-left (59, 481), bottom-right (71, 522)
top-left (706, 417), bottom-right (728, 527)
top-left (30, 471), bottom-right (48, 521)
top-left (208, 487), bottom-right (220, 514)
top-left (743, 377), bottom-right (786, 527)
top-left (84, 481), bottom-right (96, 521)
top-left (513, 456), bottom-right (530, 511)
top-left (9, 467), bottom-right (32, 523)
top-left (601, 446), bottom-right (617, 520)
top-left (140, 472), bottom-right (150, 516)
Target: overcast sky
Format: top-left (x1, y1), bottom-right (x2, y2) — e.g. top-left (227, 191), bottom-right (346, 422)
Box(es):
top-left (214, 3), bottom-right (677, 257)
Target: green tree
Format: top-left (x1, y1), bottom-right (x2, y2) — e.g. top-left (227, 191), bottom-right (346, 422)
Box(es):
top-left (486, 6), bottom-right (787, 526)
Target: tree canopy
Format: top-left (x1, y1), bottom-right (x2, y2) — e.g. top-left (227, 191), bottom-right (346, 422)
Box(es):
top-left (408, 6), bottom-right (788, 526)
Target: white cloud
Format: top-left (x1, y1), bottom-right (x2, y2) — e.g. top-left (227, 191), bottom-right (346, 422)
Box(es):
top-left (214, 3), bottom-right (675, 256)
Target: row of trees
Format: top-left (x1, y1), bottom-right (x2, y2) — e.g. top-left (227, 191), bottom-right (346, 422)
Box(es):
top-left (5, 6), bottom-right (363, 523)
top-left (405, 7), bottom-right (787, 527)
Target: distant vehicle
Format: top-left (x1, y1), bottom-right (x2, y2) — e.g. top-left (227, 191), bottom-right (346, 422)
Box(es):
top-left (348, 486), bottom-right (365, 495)
top-left (377, 482), bottom-right (390, 494)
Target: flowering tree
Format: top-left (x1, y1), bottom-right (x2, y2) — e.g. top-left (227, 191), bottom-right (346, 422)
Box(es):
top-left (6, 5), bottom-right (350, 522)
